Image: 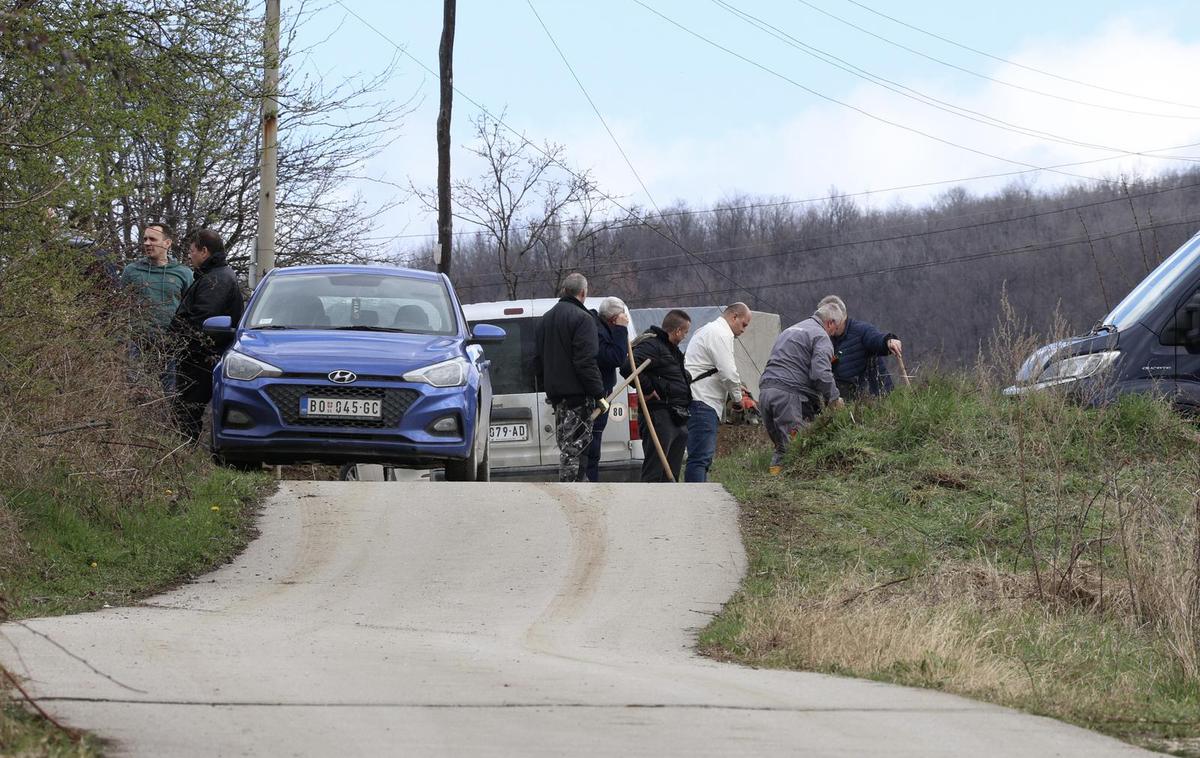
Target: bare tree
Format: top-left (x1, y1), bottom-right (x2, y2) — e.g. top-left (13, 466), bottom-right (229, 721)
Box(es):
top-left (416, 113), bottom-right (615, 298)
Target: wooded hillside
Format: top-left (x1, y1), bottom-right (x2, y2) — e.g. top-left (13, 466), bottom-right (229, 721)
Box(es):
top-left (444, 168), bottom-right (1200, 369)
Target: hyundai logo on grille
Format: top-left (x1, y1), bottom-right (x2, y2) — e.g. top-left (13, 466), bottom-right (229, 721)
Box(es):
top-left (328, 370), bottom-right (357, 384)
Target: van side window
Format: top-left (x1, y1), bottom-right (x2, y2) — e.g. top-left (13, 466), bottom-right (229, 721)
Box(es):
top-left (1160, 288), bottom-right (1200, 347)
top-left (471, 317), bottom-right (541, 394)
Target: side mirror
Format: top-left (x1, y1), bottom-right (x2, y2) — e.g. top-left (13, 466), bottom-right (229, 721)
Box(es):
top-left (468, 323), bottom-right (506, 345)
top-left (202, 315), bottom-right (234, 335)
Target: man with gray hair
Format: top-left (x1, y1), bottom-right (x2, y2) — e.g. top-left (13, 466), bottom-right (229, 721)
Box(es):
top-left (758, 300), bottom-right (846, 474)
top-left (534, 273), bottom-right (607, 481)
top-left (683, 302), bottom-right (753, 482)
top-left (817, 295), bottom-right (903, 400)
top-left (585, 296), bottom-right (631, 481)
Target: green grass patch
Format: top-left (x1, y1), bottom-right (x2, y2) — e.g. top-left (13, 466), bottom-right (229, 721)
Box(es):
top-left (705, 379), bottom-right (1200, 755)
top-left (1, 458), bottom-right (272, 755)
top-left (2, 466), bottom-right (270, 619)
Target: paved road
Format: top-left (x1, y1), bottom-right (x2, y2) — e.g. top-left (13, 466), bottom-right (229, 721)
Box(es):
top-left (2, 483), bottom-right (1149, 756)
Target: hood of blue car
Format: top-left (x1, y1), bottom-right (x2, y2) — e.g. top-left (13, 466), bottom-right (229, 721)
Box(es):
top-left (233, 329), bottom-right (462, 377)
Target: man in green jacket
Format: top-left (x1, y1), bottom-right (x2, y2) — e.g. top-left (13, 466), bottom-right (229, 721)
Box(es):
top-left (120, 222), bottom-right (193, 394)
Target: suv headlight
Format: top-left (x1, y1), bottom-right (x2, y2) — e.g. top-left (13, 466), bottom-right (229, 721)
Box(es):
top-left (224, 351), bottom-right (284, 381)
top-left (403, 357), bottom-right (469, 387)
top-left (1036, 351), bottom-right (1120, 386)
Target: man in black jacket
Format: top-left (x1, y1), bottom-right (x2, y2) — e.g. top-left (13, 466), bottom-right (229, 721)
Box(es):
top-left (534, 273), bottom-right (607, 482)
top-left (622, 309), bottom-right (691, 482)
top-left (171, 229), bottom-right (244, 444)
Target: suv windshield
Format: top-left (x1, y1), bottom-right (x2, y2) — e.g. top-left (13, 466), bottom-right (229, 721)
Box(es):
top-left (246, 272), bottom-right (457, 335)
top-left (1104, 231), bottom-right (1200, 331)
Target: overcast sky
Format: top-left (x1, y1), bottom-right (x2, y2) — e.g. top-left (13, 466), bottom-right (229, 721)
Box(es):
top-left (289, 0), bottom-right (1200, 253)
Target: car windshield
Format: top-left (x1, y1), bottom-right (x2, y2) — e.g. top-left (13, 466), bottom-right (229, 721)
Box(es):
top-left (246, 272), bottom-right (457, 335)
top-left (1103, 231), bottom-right (1200, 331)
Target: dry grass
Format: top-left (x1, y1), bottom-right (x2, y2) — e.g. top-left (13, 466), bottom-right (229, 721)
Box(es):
top-left (737, 571), bottom-right (1035, 701)
top-left (707, 338), bottom-right (1200, 750)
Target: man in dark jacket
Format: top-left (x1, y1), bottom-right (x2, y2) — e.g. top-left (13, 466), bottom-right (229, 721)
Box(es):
top-left (621, 309), bottom-right (691, 483)
top-left (818, 295), bottom-right (903, 401)
top-left (534, 273), bottom-right (607, 482)
top-left (171, 229), bottom-right (244, 444)
top-left (586, 296), bottom-right (629, 482)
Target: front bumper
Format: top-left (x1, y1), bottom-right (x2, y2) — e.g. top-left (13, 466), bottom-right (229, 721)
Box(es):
top-left (211, 375), bottom-right (477, 466)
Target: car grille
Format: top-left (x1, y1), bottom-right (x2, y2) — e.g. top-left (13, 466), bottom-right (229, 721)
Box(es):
top-left (265, 384), bottom-right (420, 428)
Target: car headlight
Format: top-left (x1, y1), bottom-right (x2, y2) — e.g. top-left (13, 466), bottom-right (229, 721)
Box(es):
top-left (403, 357), bottom-right (469, 387)
top-left (223, 351), bottom-right (284, 381)
top-left (1036, 351), bottom-right (1120, 385)
top-left (1015, 340), bottom-right (1072, 384)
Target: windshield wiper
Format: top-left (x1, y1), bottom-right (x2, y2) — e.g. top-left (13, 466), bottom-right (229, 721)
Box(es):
top-left (332, 325), bottom-right (411, 333)
top-left (1090, 322), bottom-right (1118, 334)
top-left (249, 324), bottom-right (292, 330)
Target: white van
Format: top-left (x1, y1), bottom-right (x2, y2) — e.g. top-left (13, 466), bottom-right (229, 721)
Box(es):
top-left (462, 298), bottom-right (644, 481)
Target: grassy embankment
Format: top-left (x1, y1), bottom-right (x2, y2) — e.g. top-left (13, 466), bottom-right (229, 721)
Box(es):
top-left (0, 245), bottom-right (271, 755)
top-left (706, 378), bottom-right (1200, 756)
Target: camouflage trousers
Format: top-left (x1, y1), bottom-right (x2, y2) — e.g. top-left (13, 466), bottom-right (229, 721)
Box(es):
top-left (553, 401), bottom-right (595, 483)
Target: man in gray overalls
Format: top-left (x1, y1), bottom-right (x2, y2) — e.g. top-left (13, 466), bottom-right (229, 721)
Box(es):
top-left (758, 299), bottom-right (847, 474)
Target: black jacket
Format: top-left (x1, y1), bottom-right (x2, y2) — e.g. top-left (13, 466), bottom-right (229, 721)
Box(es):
top-left (534, 296), bottom-right (604, 405)
top-left (593, 310), bottom-right (629, 395)
top-left (621, 326), bottom-right (689, 411)
top-left (172, 256), bottom-right (244, 358)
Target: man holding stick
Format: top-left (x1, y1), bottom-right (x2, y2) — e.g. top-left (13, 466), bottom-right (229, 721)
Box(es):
top-left (534, 273), bottom-right (608, 482)
top-left (622, 309), bottom-right (691, 483)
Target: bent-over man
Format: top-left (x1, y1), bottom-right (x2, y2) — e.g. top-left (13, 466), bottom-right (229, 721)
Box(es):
top-left (534, 273), bottom-right (607, 482)
top-left (818, 295), bottom-right (903, 400)
top-left (171, 229), bottom-right (244, 444)
top-left (759, 300), bottom-right (846, 474)
top-left (622, 309), bottom-right (691, 483)
top-left (683, 303), bottom-right (753, 483)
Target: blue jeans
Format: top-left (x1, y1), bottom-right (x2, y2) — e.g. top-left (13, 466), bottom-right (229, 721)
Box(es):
top-left (684, 400), bottom-right (719, 483)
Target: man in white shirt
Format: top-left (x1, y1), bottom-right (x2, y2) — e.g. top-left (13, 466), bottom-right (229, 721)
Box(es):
top-left (683, 303), bottom-right (753, 482)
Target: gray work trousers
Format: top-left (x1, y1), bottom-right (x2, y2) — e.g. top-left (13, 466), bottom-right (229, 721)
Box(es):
top-left (759, 386), bottom-right (809, 467)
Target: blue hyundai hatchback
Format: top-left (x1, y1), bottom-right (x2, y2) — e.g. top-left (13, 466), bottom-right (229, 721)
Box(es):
top-left (202, 265), bottom-right (504, 480)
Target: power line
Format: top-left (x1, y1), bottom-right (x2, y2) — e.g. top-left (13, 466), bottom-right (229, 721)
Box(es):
top-left (334, 0), bottom-right (776, 308)
top-left (793, 0), bottom-right (1200, 121)
top-left (713, 0), bottom-right (1200, 160)
top-left (357, 148), bottom-right (1200, 243)
top-left (332, 0), bottom-right (1200, 316)
top-left (835, 0), bottom-right (1200, 112)
top-left (631, 0), bottom-right (1193, 187)
top-left (453, 178), bottom-right (1200, 292)
top-left (524, 0), bottom-right (769, 309)
top-left (632, 214), bottom-right (1200, 304)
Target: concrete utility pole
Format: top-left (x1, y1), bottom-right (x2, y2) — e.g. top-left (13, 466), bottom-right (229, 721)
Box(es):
top-left (253, 0), bottom-right (281, 288)
top-left (435, 0), bottom-right (456, 275)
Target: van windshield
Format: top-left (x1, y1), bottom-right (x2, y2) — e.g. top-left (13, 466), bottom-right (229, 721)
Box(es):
top-left (1103, 232), bottom-right (1200, 331)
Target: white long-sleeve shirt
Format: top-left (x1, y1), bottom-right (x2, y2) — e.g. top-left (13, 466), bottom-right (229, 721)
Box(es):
top-left (685, 316), bottom-right (743, 418)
